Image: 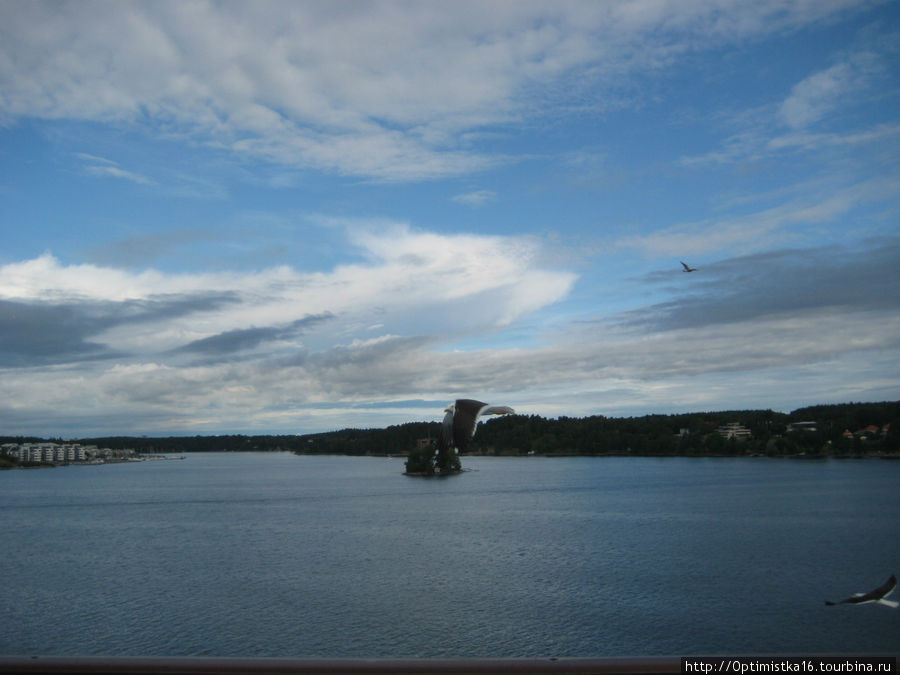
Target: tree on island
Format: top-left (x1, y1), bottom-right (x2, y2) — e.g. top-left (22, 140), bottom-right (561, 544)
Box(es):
top-left (404, 400), bottom-right (514, 476)
top-left (404, 441), bottom-right (460, 476)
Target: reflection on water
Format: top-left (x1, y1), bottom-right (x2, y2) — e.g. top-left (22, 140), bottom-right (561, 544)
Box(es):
top-left (1, 453), bottom-right (898, 656)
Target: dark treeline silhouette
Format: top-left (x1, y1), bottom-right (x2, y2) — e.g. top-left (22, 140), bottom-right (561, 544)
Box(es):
top-left (6, 400), bottom-right (896, 458)
top-left (469, 401), bottom-right (899, 457)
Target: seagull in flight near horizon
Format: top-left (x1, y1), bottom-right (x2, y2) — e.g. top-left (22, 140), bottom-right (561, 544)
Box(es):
top-left (681, 261), bottom-right (697, 272)
top-left (825, 574), bottom-right (898, 608)
top-left (439, 399), bottom-right (515, 455)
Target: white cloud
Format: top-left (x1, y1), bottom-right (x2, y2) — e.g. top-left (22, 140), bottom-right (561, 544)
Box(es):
top-left (779, 52), bottom-right (880, 129)
top-left (679, 43), bottom-right (895, 170)
top-left (616, 175), bottom-right (898, 258)
top-left (3, 291), bottom-right (897, 436)
top-left (4, 236), bottom-right (898, 436)
top-left (765, 122), bottom-right (900, 154)
top-left (452, 190), bottom-right (497, 206)
top-left (0, 0), bottom-right (876, 181)
top-left (85, 164), bottom-right (154, 185)
top-left (75, 152), bottom-right (154, 184)
top-left (0, 224), bottom-right (576, 358)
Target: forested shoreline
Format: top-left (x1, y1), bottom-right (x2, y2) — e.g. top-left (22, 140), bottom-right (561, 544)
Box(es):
top-left (3, 401), bottom-right (897, 460)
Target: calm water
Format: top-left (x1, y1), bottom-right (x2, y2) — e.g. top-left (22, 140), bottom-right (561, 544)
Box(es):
top-left (1, 453), bottom-right (897, 657)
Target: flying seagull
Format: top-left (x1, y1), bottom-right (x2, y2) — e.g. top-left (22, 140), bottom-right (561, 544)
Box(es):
top-left (681, 261), bottom-right (697, 272)
top-left (825, 574), bottom-right (898, 607)
top-left (439, 399), bottom-right (515, 455)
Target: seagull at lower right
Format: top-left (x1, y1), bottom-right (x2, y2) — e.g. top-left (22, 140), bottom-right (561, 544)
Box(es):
top-left (825, 574), bottom-right (898, 607)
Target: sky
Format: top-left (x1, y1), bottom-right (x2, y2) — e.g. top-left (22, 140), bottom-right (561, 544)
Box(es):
top-left (1, 0), bottom-right (899, 438)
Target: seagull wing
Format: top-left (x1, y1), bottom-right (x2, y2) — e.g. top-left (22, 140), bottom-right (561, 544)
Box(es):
top-left (863, 574), bottom-right (897, 602)
top-left (438, 407), bottom-right (454, 454)
top-left (451, 399), bottom-right (488, 453)
top-left (482, 405), bottom-right (515, 416)
top-left (826, 574), bottom-right (897, 605)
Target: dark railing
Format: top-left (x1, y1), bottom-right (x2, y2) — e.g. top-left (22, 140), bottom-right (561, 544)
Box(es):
top-left (0, 656), bottom-right (682, 674)
top-left (2, 655), bottom-right (893, 674)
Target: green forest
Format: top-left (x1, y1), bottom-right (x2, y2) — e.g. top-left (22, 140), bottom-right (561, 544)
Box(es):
top-left (289, 400), bottom-right (900, 458)
top-left (5, 400), bottom-right (898, 459)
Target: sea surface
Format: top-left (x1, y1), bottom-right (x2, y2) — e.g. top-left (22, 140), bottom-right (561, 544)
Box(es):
top-left (1, 453), bottom-right (898, 657)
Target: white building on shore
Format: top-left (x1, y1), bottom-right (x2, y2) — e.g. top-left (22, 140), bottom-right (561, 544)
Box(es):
top-left (1, 442), bottom-right (108, 464)
top-left (717, 422), bottom-right (752, 441)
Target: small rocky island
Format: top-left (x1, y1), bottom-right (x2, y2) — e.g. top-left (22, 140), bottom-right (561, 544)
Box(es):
top-left (403, 439), bottom-right (461, 476)
top-left (404, 399), bottom-right (515, 476)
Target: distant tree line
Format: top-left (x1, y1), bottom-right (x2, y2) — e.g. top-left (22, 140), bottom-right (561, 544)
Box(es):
top-left (469, 402), bottom-right (900, 457)
top-left (3, 400), bottom-right (897, 458)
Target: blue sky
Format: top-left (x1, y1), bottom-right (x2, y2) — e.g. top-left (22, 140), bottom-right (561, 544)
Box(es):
top-left (1, 1), bottom-right (898, 437)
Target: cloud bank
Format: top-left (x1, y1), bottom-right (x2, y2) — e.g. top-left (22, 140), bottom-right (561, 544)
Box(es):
top-left (0, 0), bottom-right (882, 181)
top-left (2, 229), bottom-right (897, 436)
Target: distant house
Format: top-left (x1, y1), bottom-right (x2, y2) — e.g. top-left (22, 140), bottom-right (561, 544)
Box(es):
top-left (843, 424), bottom-right (892, 442)
top-left (787, 421), bottom-right (817, 433)
top-left (718, 422), bottom-right (751, 440)
top-left (853, 424), bottom-right (883, 440)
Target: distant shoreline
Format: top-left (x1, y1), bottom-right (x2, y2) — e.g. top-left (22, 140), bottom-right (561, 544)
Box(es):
top-left (4, 451), bottom-right (897, 470)
top-left (0, 455), bottom-right (186, 470)
top-left (6, 400), bottom-right (897, 459)
top-left (380, 452), bottom-right (900, 460)
top-left (319, 451), bottom-right (900, 460)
